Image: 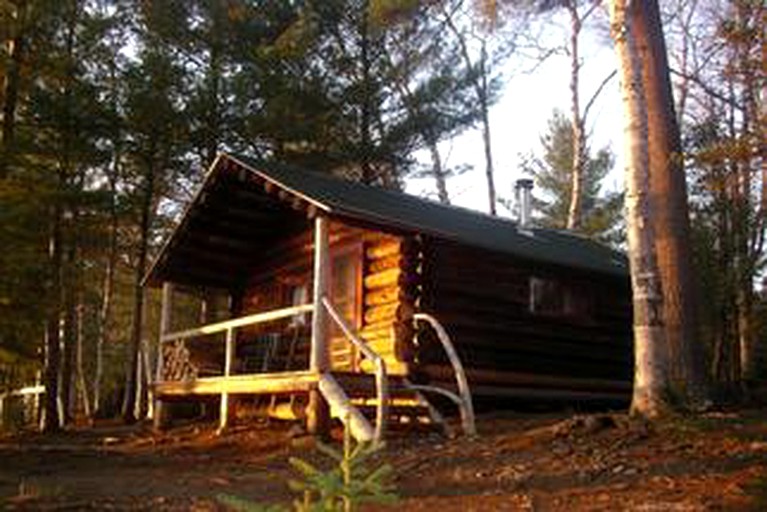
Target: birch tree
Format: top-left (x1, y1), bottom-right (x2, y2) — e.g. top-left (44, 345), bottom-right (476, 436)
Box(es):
top-left (630, 0), bottom-right (707, 404)
top-left (609, 0), bottom-right (669, 417)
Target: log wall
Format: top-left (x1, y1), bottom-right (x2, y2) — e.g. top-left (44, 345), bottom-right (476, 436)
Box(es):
top-left (415, 237), bottom-right (633, 398)
top-left (182, 216), bottom-right (631, 400)
top-left (358, 235), bottom-right (418, 375)
top-left (233, 220), bottom-right (416, 375)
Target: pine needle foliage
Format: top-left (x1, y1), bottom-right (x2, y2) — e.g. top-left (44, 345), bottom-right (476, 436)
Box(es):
top-left (218, 424), bottom-right (397, 512)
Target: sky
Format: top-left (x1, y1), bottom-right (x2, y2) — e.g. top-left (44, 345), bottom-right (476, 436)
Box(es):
top-left (405, 9), bottom-right (625, 220)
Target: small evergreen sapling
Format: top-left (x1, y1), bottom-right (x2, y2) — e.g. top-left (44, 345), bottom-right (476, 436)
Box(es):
top-left (218, 420), bottom-right (397, 512)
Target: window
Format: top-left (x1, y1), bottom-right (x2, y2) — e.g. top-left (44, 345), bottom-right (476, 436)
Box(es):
top-left (330, 245), bottom-right (362, 336)
top-left (529, 277), bottom-right (564, 315)
top-left (529, 276), bottom-right (593, 319)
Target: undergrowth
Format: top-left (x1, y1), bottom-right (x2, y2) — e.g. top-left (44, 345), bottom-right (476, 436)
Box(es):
top-left (218, 424), bottom-right (397, 512)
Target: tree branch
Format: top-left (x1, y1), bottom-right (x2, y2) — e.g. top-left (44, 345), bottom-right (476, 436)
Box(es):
top-left (668, 68), bottom-right (744, 111)
top-left (582, 69), bottom-right (617, 121)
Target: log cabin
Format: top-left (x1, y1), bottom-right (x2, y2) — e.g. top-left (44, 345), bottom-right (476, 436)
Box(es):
top-left (144, 153), bottom-right (632, 443)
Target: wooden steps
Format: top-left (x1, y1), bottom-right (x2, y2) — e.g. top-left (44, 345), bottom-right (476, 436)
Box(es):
top-left (330, 372), bottom-right (444, 437)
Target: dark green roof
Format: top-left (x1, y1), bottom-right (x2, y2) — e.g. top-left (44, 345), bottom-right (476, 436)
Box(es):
top-left (228, 154), bottom-right (628, 278)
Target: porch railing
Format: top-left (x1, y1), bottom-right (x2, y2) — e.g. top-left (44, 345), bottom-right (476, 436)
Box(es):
top-left (159, 303), bottom-right (315, 345)
top-left (154, 302), bottom-right (466, 443)
top-left (157, 303), bottom-right (316, 382)
top-left (322, 296), bottom-right (389, 447)
top-left (412, 313), bottom-right (476, 437)
top-left (157, 303), bottom-right (315, 432)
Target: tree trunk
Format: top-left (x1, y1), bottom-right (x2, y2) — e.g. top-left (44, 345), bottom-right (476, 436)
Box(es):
top-left (42, 203), bottom-right (63, 433)
top-left (359, 2), bottom-right (374, 185)
top-left (737, 286), bottom-right (754, 384)
top-left (479, 43), bottom-right (497, 216)
top-left (610, 0), bottom-right (669, 418)
top-left (441, 9), bottom-right (496, 215)
top-left (61, 241), bottom-right (77, 424)
top-left (142, 339), bottom-right (154, 420)
top-left (631, 0), bottom-right (707, 405)
top-left (94, 52), bottom-right (122, 416)
top-left (134, 342), bottom-right (145, 420)
top-left (205, 44), bottom-right (221, 167)
top-left (76, 301), bottom-right (91, 419)
top-left (123, 170), bottom-right (153, 424)
top-left (93, 172), bottom-right (118, 416)
top-left (566, 1), bottom-right (585, 231)
top-left (0, 1), bottom-right (27, 179)
top-left (428, 141), bottom-right (450, 204)
top-left (382, 44), bottom-right (449, 203)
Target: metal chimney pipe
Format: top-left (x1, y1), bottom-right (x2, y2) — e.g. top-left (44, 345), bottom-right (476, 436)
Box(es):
top-left (515, 178), bottom-right (534, 228)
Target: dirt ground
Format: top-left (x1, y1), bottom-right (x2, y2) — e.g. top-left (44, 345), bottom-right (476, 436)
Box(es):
top-left (1, 409), bottom-right (766, 511)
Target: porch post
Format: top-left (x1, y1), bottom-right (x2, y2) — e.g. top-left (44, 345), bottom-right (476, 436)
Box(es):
top-left (308, 215), bottom-right (330, 436)
top-left (218, 327), bottom-right (235, 432)
top-left (153, 282), bottom-right (173, 430)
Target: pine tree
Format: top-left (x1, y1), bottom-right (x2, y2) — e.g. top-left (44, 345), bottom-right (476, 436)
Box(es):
top-left (120, 36), bottom-right (189, 422)
top-left (522, 110), bottom-right (623, 245)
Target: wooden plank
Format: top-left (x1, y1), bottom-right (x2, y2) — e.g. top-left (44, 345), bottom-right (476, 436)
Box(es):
top-left (154, 283), bottom-right (174, 430)
top-left (188, 213), bottom-right (280, 239)
top-left (154, 370), bottom-right (320, 396)
top-left (162, 265), bottom-right (240, 290)
top-left (184, 232), bottom-right (263, 252)
top-left (162, 304), bottom-right (315, 342)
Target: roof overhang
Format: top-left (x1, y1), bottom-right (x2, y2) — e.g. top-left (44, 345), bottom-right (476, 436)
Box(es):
top-left (143, 154), bottom-right (331, 289)
top-left (145, 153), bottom-right (628, 290)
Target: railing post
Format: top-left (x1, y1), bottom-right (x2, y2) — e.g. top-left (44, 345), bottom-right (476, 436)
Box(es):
top-left (219, 327), bottom-right (235, 433)
top-left (308, 215), bottom-right (330, 437)
top-left (322, 296), bottom-right (388, 447)
top-left (153, 282), bottom-right (173, 430)
top-left (414, 313), bottom-right (476, 437)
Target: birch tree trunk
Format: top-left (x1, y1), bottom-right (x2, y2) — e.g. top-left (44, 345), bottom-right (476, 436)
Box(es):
top-left (566, 0), bottom-right (586, 230)
top-left (76, 301), bottom-right (91, 419)
top-left (479, 43), bottom-right (497, 216)
top-left (428, 142), bottom-right (450, 204)
top-left (610, 0), bottom-right (669, 418)
top-left (631, 0), bottom-right (707, 404)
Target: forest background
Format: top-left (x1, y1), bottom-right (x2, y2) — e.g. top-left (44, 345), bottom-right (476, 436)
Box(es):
top-left (0, 0), bottom-right (764, 429)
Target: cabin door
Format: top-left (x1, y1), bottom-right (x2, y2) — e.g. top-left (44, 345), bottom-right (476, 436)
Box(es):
top-left (328, 243), bottom-right (363, 371)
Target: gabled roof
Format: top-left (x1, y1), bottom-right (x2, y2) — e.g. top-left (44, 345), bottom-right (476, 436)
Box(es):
top-left (144, 153), bottom-right (628, 288)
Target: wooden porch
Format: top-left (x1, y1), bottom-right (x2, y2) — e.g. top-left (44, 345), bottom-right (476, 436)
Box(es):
top-left (152, 214), bottom-right (475, 445)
